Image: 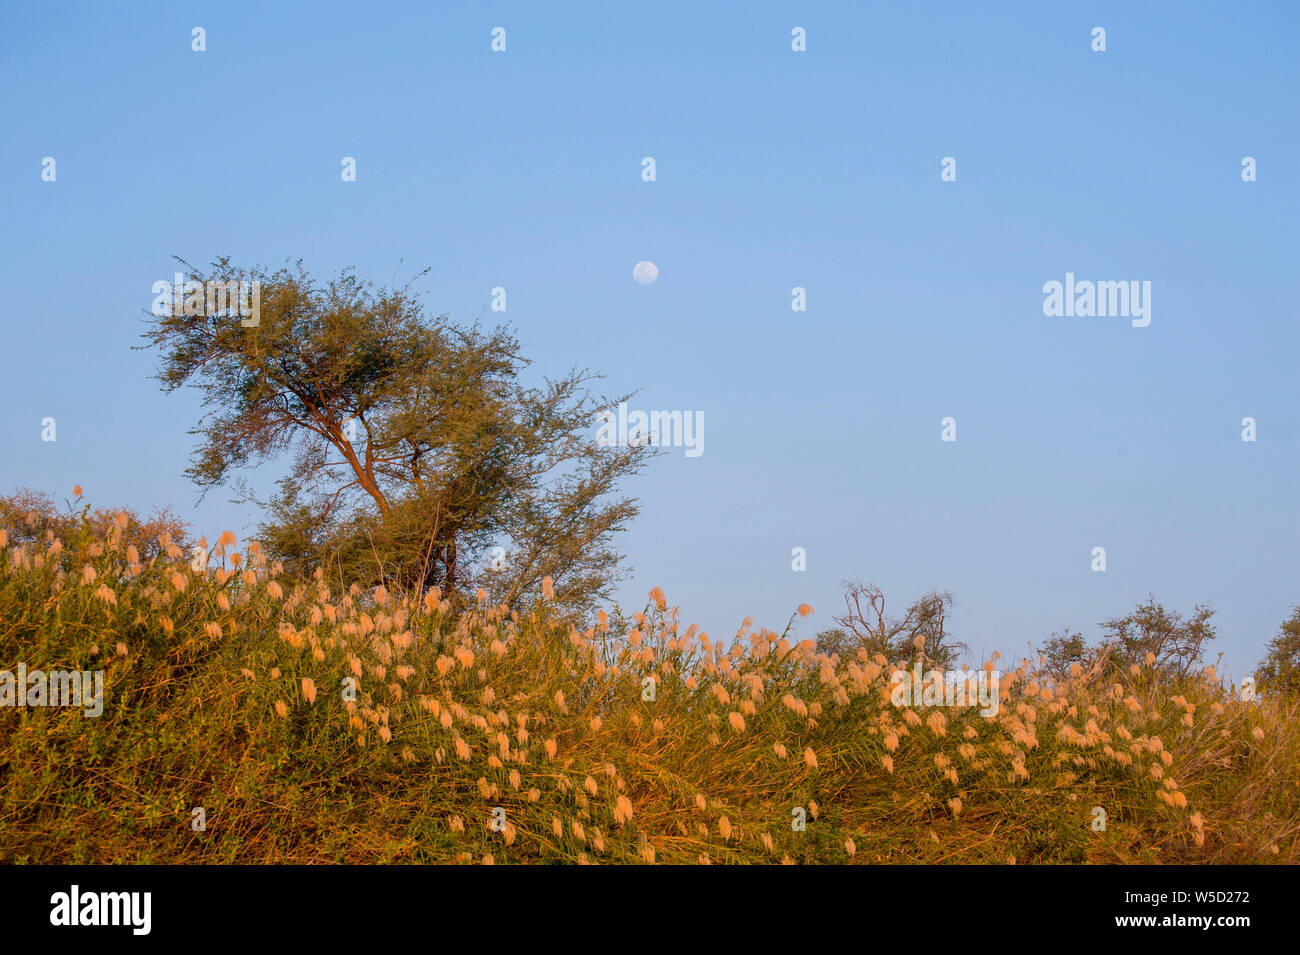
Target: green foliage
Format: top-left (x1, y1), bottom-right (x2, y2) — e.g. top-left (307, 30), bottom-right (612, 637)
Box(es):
top-left (1096, 596), bottom-right (1217, 679)
top-left (140, 257), bottom-right (649, 615)
top-left (815, 581), bottom-right (965, 669)
top-left (1036, 628), bottom-right (1089, 681)
top-left (1258, 607), bottom-right (1300, 696)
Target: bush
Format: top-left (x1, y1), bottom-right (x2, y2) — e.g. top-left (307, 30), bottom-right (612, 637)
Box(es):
top-left (1, 496), bottom-right (1296, 863)
top-left (1258, 608), bottom-right (1300, 697)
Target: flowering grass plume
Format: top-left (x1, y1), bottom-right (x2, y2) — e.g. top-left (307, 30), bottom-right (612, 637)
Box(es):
top-left (1, 492), bottom-right (1297, 864)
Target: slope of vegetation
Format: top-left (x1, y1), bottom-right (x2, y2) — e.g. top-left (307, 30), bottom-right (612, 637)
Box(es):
top-left (1, 495), bottom-right (1297, 864)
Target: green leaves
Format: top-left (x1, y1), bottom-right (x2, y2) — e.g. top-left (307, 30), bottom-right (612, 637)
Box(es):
top-left (1257, 607), bottom-right (1300, 695)
top-left (143, 258), bottom-right (650, 616)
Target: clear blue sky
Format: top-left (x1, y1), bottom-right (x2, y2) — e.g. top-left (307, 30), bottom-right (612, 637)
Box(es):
top-left (2, 1), bottom-right (1297, 677)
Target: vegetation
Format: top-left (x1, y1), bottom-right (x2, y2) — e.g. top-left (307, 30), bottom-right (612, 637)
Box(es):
top-left (139, 258), bottom-right (649, 617)
top-left (1, 490), bottom-right (1297, 864)
top-left (815, 580), bottom-right (964, 669)
top-left (0, 259), bottom-right (1288, 864)
top-left (1037, 598), bottom-right (1220, 684)
top-left (1257, 608), bottom-right (1300, 697)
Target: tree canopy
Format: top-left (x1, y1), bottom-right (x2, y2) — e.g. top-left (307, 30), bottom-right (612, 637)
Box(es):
top-left (815, 580), bottom-right (965, 669)
top-left (1257, 607), bottom-right (1300, 696)
top-left (141, 257), bottom-right (650, 614)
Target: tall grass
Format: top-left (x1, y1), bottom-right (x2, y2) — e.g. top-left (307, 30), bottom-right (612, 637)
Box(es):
top-left (1, 503), bottom-right (1296, 863)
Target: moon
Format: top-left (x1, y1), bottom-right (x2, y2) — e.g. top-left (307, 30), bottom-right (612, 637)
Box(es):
top-left (632, 260), bottom-right (659, 285)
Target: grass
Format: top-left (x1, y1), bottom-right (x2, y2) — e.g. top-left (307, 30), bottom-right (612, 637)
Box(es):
top-left (1, 502), bottom-right (1297, 864)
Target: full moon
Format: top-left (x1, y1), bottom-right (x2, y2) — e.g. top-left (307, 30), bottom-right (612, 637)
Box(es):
top-left (632, 260), bottom-right (659, 285)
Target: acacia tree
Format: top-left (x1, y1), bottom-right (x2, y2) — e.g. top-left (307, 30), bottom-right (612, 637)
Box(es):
top-left (1257, 607), bottom-right (1300, 696)
top-left (1035, 627), bottom-right (1089, 681)
top-left (815, 580), bottom-right (965, 668)
top-left (140, 257), bottom-right (650, 612)
top-left (1096, 596), bottom-right (1216, 679)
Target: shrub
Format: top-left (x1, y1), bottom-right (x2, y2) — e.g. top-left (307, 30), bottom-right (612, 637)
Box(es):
top-left (1, 496), bottom-right (1296, 864)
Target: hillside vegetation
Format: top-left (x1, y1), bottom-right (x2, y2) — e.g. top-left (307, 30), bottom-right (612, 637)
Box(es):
top-left (1, 494), bottom-right (1297, 864)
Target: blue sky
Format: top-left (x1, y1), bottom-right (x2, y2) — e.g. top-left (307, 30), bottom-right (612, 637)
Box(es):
top-left (2, 1), bottom-right (1297, 677)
